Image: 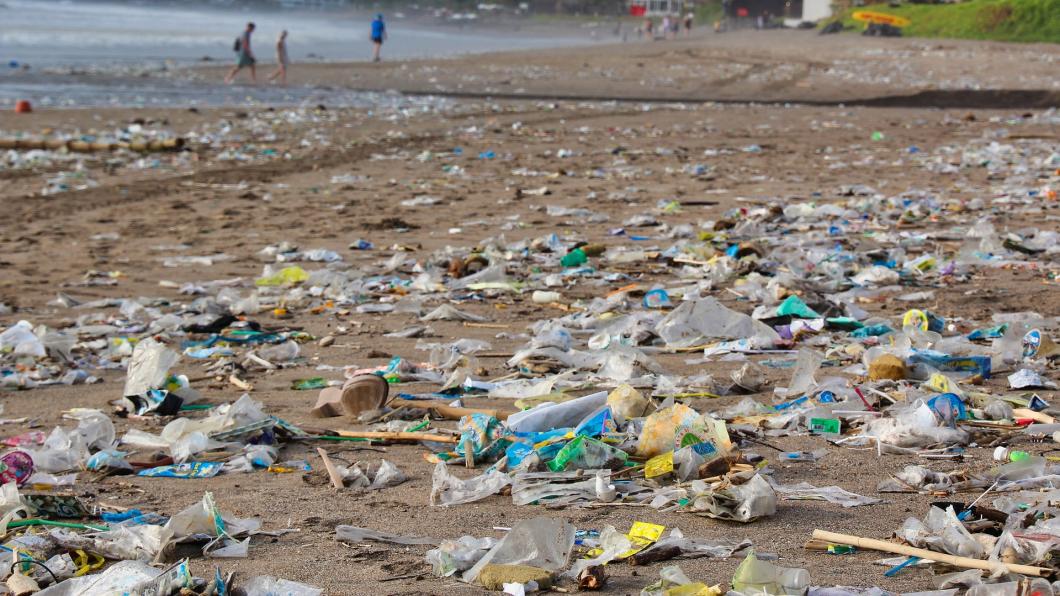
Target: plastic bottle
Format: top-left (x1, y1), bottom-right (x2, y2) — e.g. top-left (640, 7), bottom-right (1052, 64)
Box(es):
top-left (993, 446), bottom-right (1030, 462)
top-left (532, 290), bottom-right (562, 304)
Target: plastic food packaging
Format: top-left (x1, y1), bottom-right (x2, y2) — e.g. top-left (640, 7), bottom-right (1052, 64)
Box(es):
top-left (547, 435), bottom-right (628, 472)
top-left (637, 404), bottom-right (700, 458)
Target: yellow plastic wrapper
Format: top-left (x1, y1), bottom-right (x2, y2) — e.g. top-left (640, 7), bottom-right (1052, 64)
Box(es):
top-left (588, 521), bottom-right (665, 559)
top-left (666, 584), bottom-right (723, 596)
top-left (645, 452), bottom-right (674, 479)
top-left (255, 265), bottom-right (308, 287)
top-left (923, 372), bottom-right (959, 395)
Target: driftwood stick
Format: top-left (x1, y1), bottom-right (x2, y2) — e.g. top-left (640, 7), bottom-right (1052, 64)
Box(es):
top-left (811, 529), bottom-right (1049, 577)
top-left (332, 430), bottom-right (459, 443)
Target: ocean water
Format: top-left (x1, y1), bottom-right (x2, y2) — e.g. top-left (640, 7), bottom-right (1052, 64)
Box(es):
top-left (0, 0), bottom-right (594, 108)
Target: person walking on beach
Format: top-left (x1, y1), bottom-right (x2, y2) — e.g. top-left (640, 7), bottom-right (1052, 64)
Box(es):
top-left (683, 12), bottom-right (694, 35)
top-left (225, 22), bottom-right (256, 84)
top-left (661, 14), bottom-right (672, 39)
top-left (370, 14), bottom-right (387, 62)
top-left (268, 30), bottom-right (289, 85)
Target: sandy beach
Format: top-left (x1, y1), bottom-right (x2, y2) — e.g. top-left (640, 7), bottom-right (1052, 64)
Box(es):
top-left (0, 23), bottom-right (1059, 596)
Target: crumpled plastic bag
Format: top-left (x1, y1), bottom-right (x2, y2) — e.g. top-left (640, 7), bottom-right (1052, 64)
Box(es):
top-left (0, 320), bottom-right (45, 357)
top-left (164, 491), bottom-right (261, 558)
top-left (877, 465), bottom-right (965, 493)
top-left (430, 462), bottom-right (511, 506)
top-left (240, 576), bottom-right (322, 596)
top-left (690, 474), bottom-right (777, 523)
top-left (49, 524), bottom-right (171, 562)
top-left (422, 304), bottom-right (487, 322)
top-left (564, 525), bottom-right (632, 579)
top-left (123, 337), bottom-right (179, 397)
top-left (427, 535), bottom-right (498, 577)
top-left (731, 549), bottom-right (810, 595)
top-left (35, 560), bottom-right (191, 596)
top-left (462, 517), bottom-right (575, 584)
top-left (641, 565), bottom-right (723, 596)
top-left (861, 401), bottom-right (969, 449)
top-left (655, 297), bottom-right (779, 349)
top-left (897, 505), bottom-right (984, 558)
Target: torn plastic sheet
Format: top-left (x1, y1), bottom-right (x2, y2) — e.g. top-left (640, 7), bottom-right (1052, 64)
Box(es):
top-left (431, 462), bottom-right (512, 506)
top-left (771, 481), bottom-right (883, 508)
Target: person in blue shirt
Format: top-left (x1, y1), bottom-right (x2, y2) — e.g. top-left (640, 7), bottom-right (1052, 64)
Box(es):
top-left (370, 14), bottom-right (387, 62)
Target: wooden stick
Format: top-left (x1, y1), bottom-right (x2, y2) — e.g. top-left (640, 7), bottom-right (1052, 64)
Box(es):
top-left (464, 438), bottom-right (475, 469)
top-left (228, 374), bottom-right (253, 391)
top-left (316, 448), bottom-right (345, 489)
top-left (388, 398), bottom-right (512, 421)
top-left (332, 430), bottom-right (459, 443)
top-left (1013, 408), bottom-right (1055, 424)
top-left (811, 529), bottom-right (1049, 577)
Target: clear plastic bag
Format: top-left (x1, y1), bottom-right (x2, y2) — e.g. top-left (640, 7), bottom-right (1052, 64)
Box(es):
top-left (123, 337), bottom-right (179, 396)
top-left (731, 549), bottom-right (810, 595)
top-left (0, 321), bottom-right (45, 357)
top-left (564, 525), bottom-right (631, 578)
top-left (370, 459), bottom-right (407, 489)
top-left (258, 340), bottom-right (300, 363)
top-left (238, 576), bottom-right (323, 596)
top-left (430, 462), bottom-right (511, 506)
top-left (462, 517), bottom-right (575, 584)
top-left (654, 297), bottom-right (779, 349)
top-left (426, 536), bottom-right (497, 577)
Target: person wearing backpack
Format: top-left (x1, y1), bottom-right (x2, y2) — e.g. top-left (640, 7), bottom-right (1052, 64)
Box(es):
top-left (225, 22), bottom-right (257, 84)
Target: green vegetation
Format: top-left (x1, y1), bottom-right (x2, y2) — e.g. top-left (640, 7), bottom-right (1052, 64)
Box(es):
top-left (834, 0), bottom-right (1060, 43)
top-left (695, 0), bottom-right (726, 25)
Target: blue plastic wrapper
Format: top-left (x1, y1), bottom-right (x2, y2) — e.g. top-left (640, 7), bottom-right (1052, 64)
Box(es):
top-left (137, 461), bottom-right (224, 479)
top-left (909, 350), bottom-right (991, 379)
top-left (926, 393), bottom-right (968, 427)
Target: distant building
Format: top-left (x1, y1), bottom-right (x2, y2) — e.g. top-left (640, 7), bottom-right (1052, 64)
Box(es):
top-left (628, 0), bottom-right (686, 16)
top-left (727, 0), bottom-right (832, 22)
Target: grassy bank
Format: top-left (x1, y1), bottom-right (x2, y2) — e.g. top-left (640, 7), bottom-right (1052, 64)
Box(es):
top-left (835, 0), bottom-right (1060, 43)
